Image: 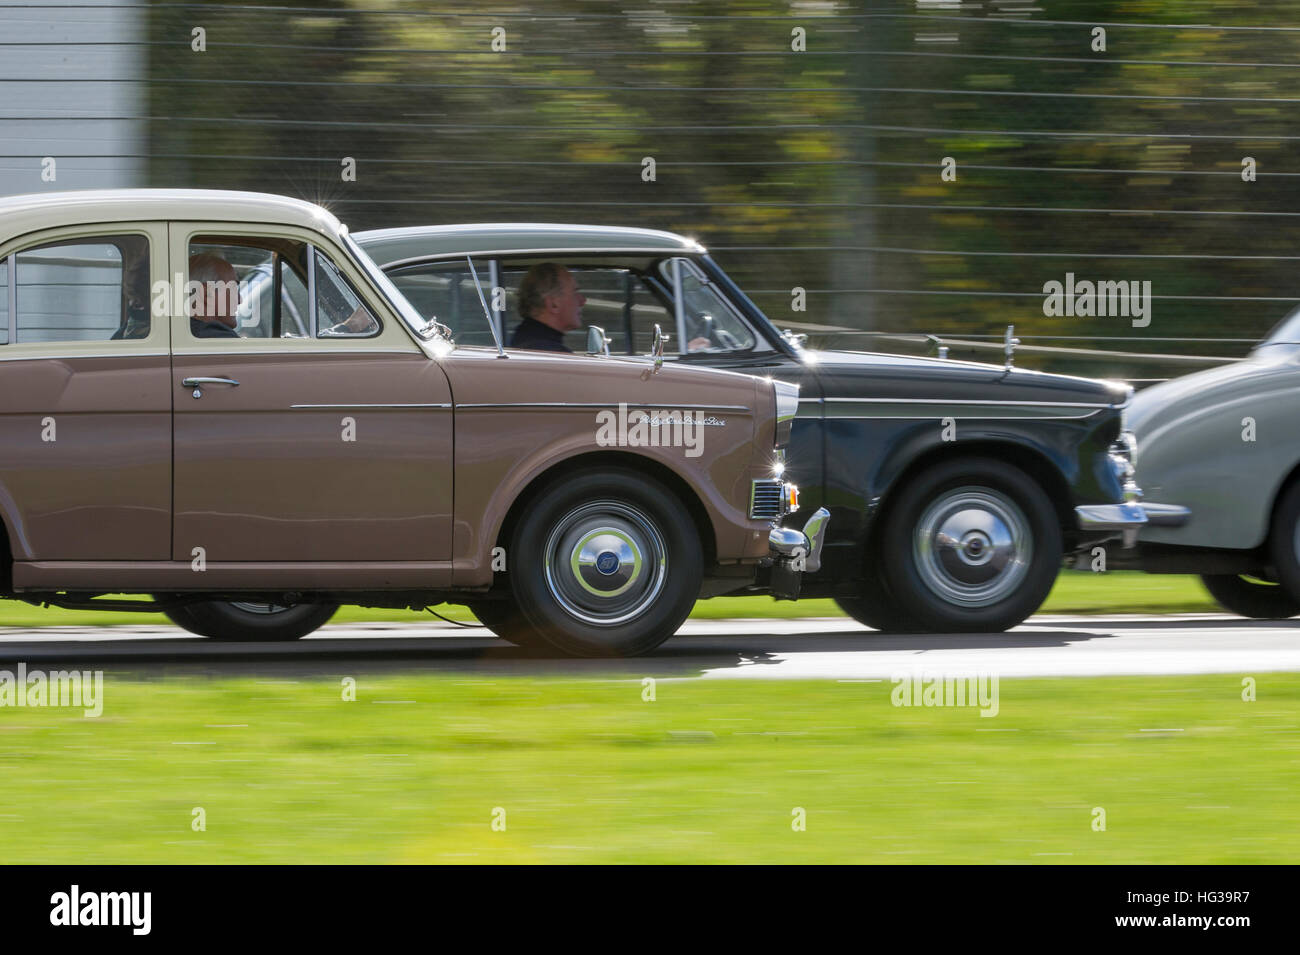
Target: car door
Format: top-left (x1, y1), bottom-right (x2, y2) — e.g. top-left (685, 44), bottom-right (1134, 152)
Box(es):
top-left (0, 224), bottom-right (171, 561)
top-left (168, 224), bottom-right (454, 564)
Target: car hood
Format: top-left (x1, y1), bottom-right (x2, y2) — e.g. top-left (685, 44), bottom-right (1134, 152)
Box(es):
top-left (1129, 352), bottom-right (1291, 440)
top-left (802, 348), bottom-right (1129, 405)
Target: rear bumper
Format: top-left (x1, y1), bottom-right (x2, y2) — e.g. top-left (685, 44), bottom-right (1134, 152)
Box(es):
top-left (1074, 501), bottom-right (1191, 547)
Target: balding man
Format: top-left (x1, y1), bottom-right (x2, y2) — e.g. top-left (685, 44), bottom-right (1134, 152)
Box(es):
top-left (509, 263), bottom-right (585, 353)
top-left (189, 253), bottom-right (241, 339)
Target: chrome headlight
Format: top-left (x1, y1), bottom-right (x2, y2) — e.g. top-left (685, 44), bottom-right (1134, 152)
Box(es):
top-left (773, 380), bottom-right (799, 448)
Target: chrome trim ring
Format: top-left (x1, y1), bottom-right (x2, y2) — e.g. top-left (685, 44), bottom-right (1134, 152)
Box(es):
top-left (913, 488), bottom-right (1032, 608)
top-left (543, 501), bottom-right (667, 626)
top-left (229, 601), bottom-right (289, 615)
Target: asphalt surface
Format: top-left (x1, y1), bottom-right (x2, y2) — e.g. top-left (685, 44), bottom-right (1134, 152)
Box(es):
top-left (0, 613), bottom-right (1297, 679)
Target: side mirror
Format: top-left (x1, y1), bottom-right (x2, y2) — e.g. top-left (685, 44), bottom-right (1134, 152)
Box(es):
top-left (650, 323), bottom-right (669, 371)
top-left (586, 325), bottom-right (611, 358)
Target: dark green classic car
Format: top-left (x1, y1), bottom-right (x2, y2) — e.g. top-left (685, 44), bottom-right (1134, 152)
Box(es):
top-left (357, 223), bottom-right (1156, 633)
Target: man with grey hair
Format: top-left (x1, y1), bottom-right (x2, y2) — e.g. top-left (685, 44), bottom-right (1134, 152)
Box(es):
top-left (509, 262), bottom-right (585, 352)
top-left (189, 253), bottom-right (241, 339)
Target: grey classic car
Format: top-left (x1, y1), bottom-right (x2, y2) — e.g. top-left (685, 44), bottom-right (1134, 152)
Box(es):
top-left (1126, 311), bottom-right (1300, 618)
top-left (357, 223), bottom-right (1160, 633)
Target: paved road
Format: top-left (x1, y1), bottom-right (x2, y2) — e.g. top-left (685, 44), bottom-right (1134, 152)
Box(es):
top-left (0, 614), bottom-right (1297, 679)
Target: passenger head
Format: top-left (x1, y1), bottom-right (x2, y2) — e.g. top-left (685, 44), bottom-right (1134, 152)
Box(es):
top-left (189, 253), bottom-right (240, 328)
top-left (518, 263), bottom-right (585, 333)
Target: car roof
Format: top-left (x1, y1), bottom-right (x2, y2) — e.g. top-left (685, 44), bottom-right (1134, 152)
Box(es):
top-left (353, 222), bottom-right (705, 267)
top-left (0, 189), bottom-right (343, 242)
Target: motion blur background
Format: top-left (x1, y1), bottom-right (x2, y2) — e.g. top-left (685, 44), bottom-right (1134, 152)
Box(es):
top-left (2, 0), bottom-right (1296, 382)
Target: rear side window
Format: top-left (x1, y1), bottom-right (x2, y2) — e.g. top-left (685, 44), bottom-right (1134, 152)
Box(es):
top-left (12, 235), bottom-right (150, 343)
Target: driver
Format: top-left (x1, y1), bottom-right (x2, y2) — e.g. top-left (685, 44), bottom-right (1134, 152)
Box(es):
top-left (510, 263), bottom-right (584, 353)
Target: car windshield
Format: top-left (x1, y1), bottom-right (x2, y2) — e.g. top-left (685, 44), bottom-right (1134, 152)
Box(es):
top-left (1259, 305), bottom-right (1300, 348)
top-left (658, 256), bottom-right (757, 353)
top-left (342, 232), bottom-right (451, 346)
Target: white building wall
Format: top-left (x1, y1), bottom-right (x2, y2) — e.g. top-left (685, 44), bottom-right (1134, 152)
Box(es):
top-left (0, 0), bottom-right (145, 196)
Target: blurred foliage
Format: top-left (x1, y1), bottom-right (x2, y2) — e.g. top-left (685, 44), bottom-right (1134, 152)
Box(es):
top-left (146, 1), bottom-right (1300, 381)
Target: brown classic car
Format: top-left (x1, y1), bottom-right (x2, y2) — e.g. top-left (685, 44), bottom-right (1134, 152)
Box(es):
top-left (0, 189), bottom-right (825, 657)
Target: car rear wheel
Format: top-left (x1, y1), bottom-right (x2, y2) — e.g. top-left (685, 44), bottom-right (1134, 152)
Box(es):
top-left (508, 469), bottom-right (701, 657)
top-left (159, 598), bottom-right (338, 641)
top-left (1200, 574), bottom-right (1300, 619)
top-left (879, 457), bottom-right (1062, 632)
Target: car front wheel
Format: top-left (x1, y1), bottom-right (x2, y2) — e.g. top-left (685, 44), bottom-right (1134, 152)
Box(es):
top-left (879, 457), bottom-right (1062, 632)
top-left (1267, 480), bottom-right (1300, 613)
top-left (1200, 574), bottom-right (1300, 619)
top-left (508, 469), bottom-right (702, 657)
top-left (160, 599), bottom-right (338, 641)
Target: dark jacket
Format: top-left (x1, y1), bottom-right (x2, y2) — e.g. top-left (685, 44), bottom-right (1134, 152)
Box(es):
top-left (509, 317), bottom-right (571, 353)
top-left (190, 318), bottom-right (241, 339)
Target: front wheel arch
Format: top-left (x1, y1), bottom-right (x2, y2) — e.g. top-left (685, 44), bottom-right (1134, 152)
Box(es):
top-left (861, 440), bottom-right (1074, 579)
top-left (493, 451), bottom-right (718, 574)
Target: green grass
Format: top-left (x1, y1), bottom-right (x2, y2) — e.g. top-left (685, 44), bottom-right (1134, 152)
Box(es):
top-left (0, 673), bottom-right (1294, 863)
top-left (0, 571), bottom-right (1218, 629)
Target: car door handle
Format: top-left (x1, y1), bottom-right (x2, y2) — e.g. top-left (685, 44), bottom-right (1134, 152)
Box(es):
top-left (182, 376), bottom-right (240, 398)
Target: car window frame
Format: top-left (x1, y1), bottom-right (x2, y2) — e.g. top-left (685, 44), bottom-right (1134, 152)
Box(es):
top-left (0, 222), bottom-right (169, 355)
top-left (168, 222), bottom-right (418, 357)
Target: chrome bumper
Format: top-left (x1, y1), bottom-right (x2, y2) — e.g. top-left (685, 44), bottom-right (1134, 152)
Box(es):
top-left (767, 507), bottom-right (831, 599)
top-left (1074, 501), bottom-right (1191, 547)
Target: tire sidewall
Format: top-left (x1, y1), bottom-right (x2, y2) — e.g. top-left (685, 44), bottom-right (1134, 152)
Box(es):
top-left (881, 457), bottom-right (1061, 632)
top-left (181, 601), bottom-right (338, 641)
top-left (510, 469), bottom-right (701, 657)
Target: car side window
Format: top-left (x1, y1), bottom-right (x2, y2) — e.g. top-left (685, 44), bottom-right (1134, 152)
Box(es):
top-left (313, 251), bottom-right (379, 338)
top-left (386, 262), bottom-right (500, 348)
top-left (11, 235), bottom-right (149, 343)
top-left (497, 264), bottom-right (674, 356)
top-left (187, 238), bottom-right (378, 340)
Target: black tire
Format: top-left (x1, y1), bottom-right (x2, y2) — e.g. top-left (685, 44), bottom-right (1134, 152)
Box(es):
top-left (879, 457), bottom-right (1062, 632)
top-left (160, 603), bottom-right (219, 638)
top-left (1200, 574), bottom-right (1300, 619)
top-left (834, 568), bottom-right (920, 632)
top-left (159, 598), bottom-right (337, 642)
top-left (508, 468), bottom-right (702, 657)
top-left (1268, 480), bottom-right (1300, 612)
top-left (465, 600), bottom-right (551, 649)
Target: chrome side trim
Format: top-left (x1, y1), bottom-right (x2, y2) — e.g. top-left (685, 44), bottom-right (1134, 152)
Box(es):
top-left (378, 246), bottom-right (705, 272)
top-left (290, 402), bottom-right (452, 409)
top-left (803, 397), bottom-right (1121, 409)
top-left (456, 402), bottom-right (752, 412)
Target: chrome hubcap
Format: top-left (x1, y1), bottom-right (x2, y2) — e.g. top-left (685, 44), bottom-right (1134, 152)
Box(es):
top-left (914, 488), bottom-right (1031, 607)
top-left (544, 501), bottom-right (666, 625)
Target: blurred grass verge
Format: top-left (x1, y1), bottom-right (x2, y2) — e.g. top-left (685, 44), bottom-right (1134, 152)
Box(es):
top-left (0, 673), bottom-right (1291, 863)
top-left (0, 572), bottom-right (1218, 629)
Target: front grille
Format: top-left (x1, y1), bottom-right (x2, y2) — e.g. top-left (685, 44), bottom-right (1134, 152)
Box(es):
top-left (750, 479), bottom-right (784, 520)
